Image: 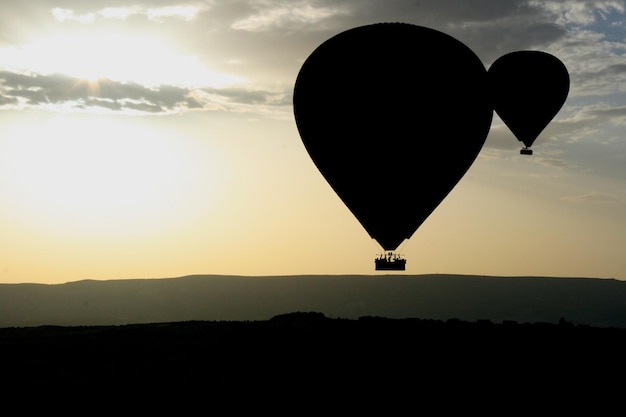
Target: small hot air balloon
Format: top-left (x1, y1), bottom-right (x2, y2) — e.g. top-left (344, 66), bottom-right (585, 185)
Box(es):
top-left (488, 51), bottom-right (570, 155)
top-left (293, 23), bottom-right (493, 270)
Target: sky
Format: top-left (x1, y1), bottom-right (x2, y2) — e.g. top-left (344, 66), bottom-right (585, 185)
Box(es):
top-left (0, 0), bottom-right (625, 284)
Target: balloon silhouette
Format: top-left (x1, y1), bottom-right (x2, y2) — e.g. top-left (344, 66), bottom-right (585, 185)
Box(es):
top-left (488, 51), bottom-right (570, 155)
top-left (293, 23), bottom-right (493, 259)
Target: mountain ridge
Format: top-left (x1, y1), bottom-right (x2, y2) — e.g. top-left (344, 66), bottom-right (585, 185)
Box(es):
top-left (1, 274), bottom-right (624, 328)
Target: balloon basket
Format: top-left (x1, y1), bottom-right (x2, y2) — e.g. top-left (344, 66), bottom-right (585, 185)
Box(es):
top-left (520, 148), bottom-right (533, 155)
top-left (375, 252), bottom-right (406, 271)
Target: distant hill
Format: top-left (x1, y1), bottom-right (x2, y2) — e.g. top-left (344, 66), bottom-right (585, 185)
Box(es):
top-left (0, 274), bottom-right (624, 328)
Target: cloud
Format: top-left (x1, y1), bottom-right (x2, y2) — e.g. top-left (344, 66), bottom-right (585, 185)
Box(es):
top-left (52, 8), bottom-right (96, 24)
top-left (561, 191), bottom-right (622, 204)
top-left (0, 70), bottom-right (290, 115)
top-left (548, 29), bottom-right (626, 98)
top-left (51, 3), bottom-right (207, 23)
top-left (2, 0), bottom-right (626, 119)
top-left (482, 98), bottom-right (626, 177)
top-left (554, 104), bottom-right (626, 137)
top-left (531, 0), bottom-right (625, 26)
top-left (231, 2), bottom-right (348, 32)
top-left (215, 0), bottom-right (623, 88)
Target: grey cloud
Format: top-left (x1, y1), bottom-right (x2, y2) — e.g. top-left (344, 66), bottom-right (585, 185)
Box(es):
top-left (517, 103), bottom-right (626, 181)
top-left (556, 104), bottom-right (626, 129)
top-left (345, 0), bottom-right (536, 24)
top-left (20, 0), bottom-right (202, 15)
top-left (465, 22), bottom-right (567, 64)
top-left (586, 105), bottom-right (626, 119)
top-left (568, 46), bottom-right (626, 97)
top-left (229, 0), bottom-right (541, 30)
top-left (561, 191), bottom-right (622, 204)
top-left (0, 70), bottom-right (291, 115)
top-left (201, 86), bottom-right (290, 105)
top-left (505, 104), bottom-right (626, 147)
top-left (0, 94), bottom-right (17, 105)
top-left (228, 0), bottom-right (561, 49)
top-left (483, 101), bottom-right (626, 166)
top-left (185, 95), bottom-right (205, 109)
top-left (0, 71), bottom-right (189, 113)
top-left (1, 0), bottom-right (624, 117)
top-left (209, 0), bottom-right (623, 93)
top-left (203, 0), bottom-right (573, 85)
top-left (601, 63), bottom-right (626, 75)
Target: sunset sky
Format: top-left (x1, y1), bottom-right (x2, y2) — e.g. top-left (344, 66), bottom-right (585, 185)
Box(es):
top-left (1, 0), bottom-right (625, 284)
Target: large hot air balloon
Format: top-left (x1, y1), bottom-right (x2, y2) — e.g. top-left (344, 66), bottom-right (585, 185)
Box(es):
top-left (293, 23), bottom-right (493, 270)
top-left (488, 50), bottom-right (570, 155)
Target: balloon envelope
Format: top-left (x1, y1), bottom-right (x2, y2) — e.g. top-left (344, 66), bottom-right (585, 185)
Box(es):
top-left (488, 50), bottom-right (570, 149)
top-left (293, 23), bottom-right (493, 251)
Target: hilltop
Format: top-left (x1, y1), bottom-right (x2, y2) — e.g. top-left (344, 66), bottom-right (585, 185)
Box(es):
top-left (1, 274), bottom-right (624, 328)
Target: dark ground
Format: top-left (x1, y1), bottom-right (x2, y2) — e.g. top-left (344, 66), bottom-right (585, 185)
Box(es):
top-left (1, 312), bottom-right (624, 404)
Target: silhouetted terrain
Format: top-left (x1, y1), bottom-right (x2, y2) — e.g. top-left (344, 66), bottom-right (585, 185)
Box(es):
top-left (1, 275), bottom-right (625, 397)
top-left (0, 274), bottom-right (624, 328)
top-left (1, 312), bottom-right (625, 398)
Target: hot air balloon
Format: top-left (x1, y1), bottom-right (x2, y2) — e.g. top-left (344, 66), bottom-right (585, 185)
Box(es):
top-left (488, 50), bottom-right (570, 155)
top-left (293, 23), bottom-right (493, 270)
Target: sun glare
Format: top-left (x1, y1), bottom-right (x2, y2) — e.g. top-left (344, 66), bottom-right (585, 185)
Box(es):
top-left (4, 33), bottom-right (242, 88)
top-left (0, 115), bottom-right (227, 240)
